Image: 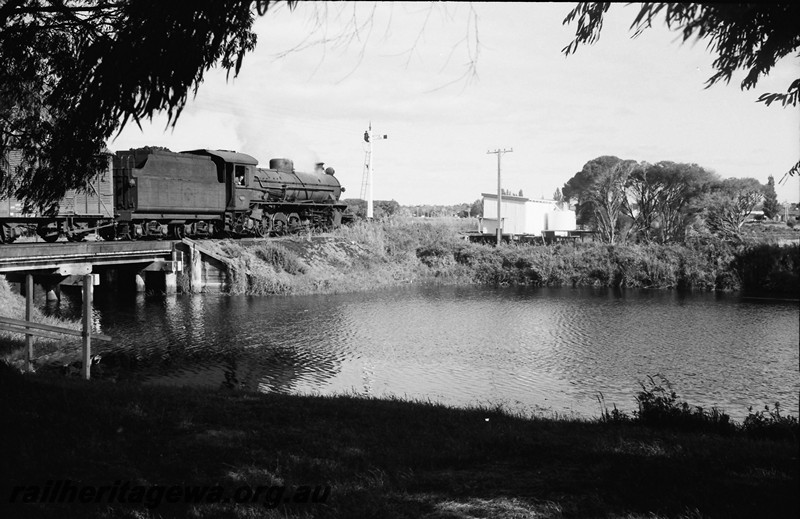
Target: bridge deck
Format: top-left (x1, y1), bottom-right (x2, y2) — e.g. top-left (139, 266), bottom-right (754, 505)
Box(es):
top-left (0, 240), bottom-right (179, 273)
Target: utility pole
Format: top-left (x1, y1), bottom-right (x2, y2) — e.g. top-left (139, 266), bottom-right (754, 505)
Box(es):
top-left (363, 123), bottom-right (388, 219)
top-left (487, 148), bottom-right (513, 245)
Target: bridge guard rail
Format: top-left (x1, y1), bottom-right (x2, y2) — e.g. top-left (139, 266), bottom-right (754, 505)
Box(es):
top-left (0, 274), bottom-right (111, 379)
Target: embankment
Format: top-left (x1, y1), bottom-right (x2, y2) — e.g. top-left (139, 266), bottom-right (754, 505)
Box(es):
top-left (200, 219), bottom-right (800, 297)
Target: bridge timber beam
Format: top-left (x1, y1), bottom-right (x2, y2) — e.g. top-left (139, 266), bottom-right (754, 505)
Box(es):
top-left (1, 238), bottom-right (233, 294)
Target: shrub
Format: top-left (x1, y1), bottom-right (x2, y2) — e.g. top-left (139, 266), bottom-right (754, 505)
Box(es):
top-left (733, 243), bottom-right (800, 295)
top-left (416, 244), bottom-right (454, 269)
top-left (742, 403), bottom-right (799, 441)
top-left (596, 374), bottom-right (800, 440)
top-left (633, 374), bottom-right (735, 435)
top-left (253, 242), bottom-right (306, 275)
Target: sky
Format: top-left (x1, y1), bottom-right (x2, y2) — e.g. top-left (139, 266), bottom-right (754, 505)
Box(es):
top-left (112, 2), bottom-right (800, 206)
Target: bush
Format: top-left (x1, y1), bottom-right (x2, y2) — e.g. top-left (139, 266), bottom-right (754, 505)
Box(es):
top-left (742, 403), bottom-right (799, 441)
top-left (599, 375), bottom-right (736, 435)
top-left (733, 243), bottom-right (799, 295)
top-left (253, 242), bottom-right (305, 275)
top-left (597, 374), bottom-right (799, 440)
top-left (196, 218), bottom-right (796, 295)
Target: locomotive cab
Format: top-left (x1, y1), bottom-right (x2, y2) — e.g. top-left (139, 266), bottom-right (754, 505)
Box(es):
top-left (182, 149), bottom-right (258, 212)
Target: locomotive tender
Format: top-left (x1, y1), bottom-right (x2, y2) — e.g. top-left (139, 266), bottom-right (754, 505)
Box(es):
top-left (0, 148), bottom-right (347, 243)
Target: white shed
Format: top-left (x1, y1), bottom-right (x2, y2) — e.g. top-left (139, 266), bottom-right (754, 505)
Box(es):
top-left (481, 194), bottom-right (529, 235)
top-left (480, 194), bottom-right (576, 236)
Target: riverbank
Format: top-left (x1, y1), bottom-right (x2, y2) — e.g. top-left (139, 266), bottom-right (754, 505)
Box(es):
top-left (1, 363), bottom-right (797, 519)
top-left (1, 222), bottom-right (797, 518)
top-left (202, 218), bottom-right (799, 296)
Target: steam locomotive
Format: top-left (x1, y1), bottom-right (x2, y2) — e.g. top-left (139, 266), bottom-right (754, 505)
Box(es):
top-left (0, 148), bottom-right (348, 243)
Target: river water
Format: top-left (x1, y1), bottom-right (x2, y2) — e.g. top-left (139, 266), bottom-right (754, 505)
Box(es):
top-left (50, 285), bottom-right (799, 421)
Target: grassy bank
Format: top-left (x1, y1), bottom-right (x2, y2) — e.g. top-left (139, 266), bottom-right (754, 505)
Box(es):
top-left (200, 218), bottom-right (799, 297)
top-left (1, 221), bottom-right (797, 518)
top-left (0, 280), bottom-right (81, 366)
top-left (1, 364), bottom-right (797, 519)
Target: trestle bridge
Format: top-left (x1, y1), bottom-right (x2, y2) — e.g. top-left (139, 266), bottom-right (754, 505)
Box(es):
top-left (0, 238), bottom-right (236, 379)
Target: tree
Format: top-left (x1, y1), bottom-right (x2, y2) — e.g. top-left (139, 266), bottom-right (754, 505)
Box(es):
top-left (704, 177), bottom-right (764, 242)
top-left (469, 199), bottom-right (482, 218)
top-left (563, 156), bottom-right (637, 243)
top-left (762, 175), bottom-right (782, 220)
top-left (341, 198), bottom-right (367, 219)
top-left (340, 198), bottom-right (402, 220)
top-left (563, 3), bottom-right (800, 177)
top-left (1, 0), bottom-right (283, 212)
top-left (624, 161), bottom-right (717, 243)
top-left (375, 200), bottom-right (401, 219)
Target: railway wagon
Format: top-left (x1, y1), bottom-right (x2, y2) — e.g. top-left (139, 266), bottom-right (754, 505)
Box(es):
top-left (0, 150), bottom-right (114, 243)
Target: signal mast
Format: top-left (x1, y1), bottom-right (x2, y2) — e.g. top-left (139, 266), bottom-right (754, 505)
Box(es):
top-left (363, 123), bottom-right (388, 219)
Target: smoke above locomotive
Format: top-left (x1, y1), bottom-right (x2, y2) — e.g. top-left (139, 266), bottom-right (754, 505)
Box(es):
top-left (0, 147), bottom-right (348, 243)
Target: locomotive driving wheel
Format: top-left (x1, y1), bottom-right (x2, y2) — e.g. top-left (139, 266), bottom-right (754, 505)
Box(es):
top-left (288, 213), bottom-right (301, 232)
top-left (272, 212), bottom-right (288, 236)
top-left (232, 213), bottom-right (247, 235)
top-left (252, 215), bottom-right (270, 237)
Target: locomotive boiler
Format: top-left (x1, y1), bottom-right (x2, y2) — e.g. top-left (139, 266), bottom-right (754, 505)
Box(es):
top-left (0, 147), bottom-right (348, 243)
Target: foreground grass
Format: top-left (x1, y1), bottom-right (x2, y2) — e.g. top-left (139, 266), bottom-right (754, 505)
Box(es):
top-left (1, 364), bottom-right (797, 519)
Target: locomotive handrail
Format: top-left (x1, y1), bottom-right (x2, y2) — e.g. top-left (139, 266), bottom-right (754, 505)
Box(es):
top-left (252, 176), bottom-right (337, 193)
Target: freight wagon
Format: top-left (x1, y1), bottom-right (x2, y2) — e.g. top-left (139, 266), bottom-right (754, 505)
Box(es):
top-left (0, 150), bottom-right (114, 243)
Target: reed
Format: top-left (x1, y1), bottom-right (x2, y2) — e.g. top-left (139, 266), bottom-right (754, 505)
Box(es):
top-left (596, 374), bottom-right (798, 441)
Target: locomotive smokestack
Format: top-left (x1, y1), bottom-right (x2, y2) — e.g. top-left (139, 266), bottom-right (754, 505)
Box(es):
top-left (315, 162), bottom-right (325, 173)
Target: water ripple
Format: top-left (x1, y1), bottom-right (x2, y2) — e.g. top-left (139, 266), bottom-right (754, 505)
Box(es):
top-left (83, 286), bottom-right (800, 421)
